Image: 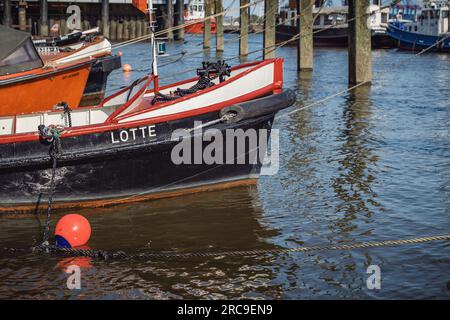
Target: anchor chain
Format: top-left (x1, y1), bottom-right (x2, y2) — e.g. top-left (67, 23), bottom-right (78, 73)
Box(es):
top-left (152, 61), bottom-right (231, 104)
top-left (37, 125), bottom-right (63, 248)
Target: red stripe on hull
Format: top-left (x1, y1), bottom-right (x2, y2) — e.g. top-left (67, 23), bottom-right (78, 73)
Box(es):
top-left (185, 19), bottom-right (217, 34)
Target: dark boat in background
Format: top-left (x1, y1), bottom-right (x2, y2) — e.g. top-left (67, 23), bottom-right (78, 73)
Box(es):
top-left (276, 1), bottom-right (397, 48)
top-left (277, 23), bottom-right (349, 47)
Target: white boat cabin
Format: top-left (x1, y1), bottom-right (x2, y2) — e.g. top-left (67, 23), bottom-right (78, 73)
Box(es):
top-left (402, 0), bottom-right (449, 36)
top-left (186, 0), bottom-right (205, 20)
top-left (278, 0), bottom-right (389, 31)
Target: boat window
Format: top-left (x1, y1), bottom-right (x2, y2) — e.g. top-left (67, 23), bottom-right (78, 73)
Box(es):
top-left (324, 15), bottom-right (333, 25)
top-left (314, 15), bottom-right (321, 25)
top-left (382, 13), bottom-right (388, 23)
top-left (414, 25), bottom-right (418, 31)
top-left (443, 10), bottom-right (449, 18)
top-left (193, 5), bottom-right (197, 11)
top-left (0, 38), bottom-right (43, 76)
top-left (198, 5), bottom-right (202, 11)
top-left (430, 11), bottom-right (434, 19)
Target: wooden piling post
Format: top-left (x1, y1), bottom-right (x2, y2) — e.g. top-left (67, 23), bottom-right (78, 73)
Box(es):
top-left (136, 17), bottom-right (142, 38)
top-left (297, 0), bottom-right (314, 71)
top-left (2, 0), bottom-right (12, 27)
top-left (101, 0), bottom-right (110, 38)
top-left (123, 17), bottom-right (130, 40)
top-left (97, 19), bottom-right (102, 34)
top-left (117, 19), bottom-right (124, 40)
top-left (239, 0), bottom-right (249, 56)
top-left (110, 17), bottom-right (117, 41)
top-left (204, 0), bottom-right (212, 49)
top-left (27, 17), bottom-right (33, 34)
top-left (215, 0), bottom-right (224, 52)
top-left (175, 0), bottom-right (185, 41)
top-left (60, 17), bottom-right (66, 35)
top-left (263, 0), bottom-right (276, 59)
top-left (49, 17), bottom-right (54, 31)
top-left (348, 0), bottom-right (372, 85)
top-left (18, 1), bottom-right (27, 31)
top-left (83, 17), bottom-right (90, 32)
top-left (142, 19), bottom-right (149, 36)
top-left (165, 0), bottom-right (174, 41)
top-left (130, 17), bottom-right (137, 39)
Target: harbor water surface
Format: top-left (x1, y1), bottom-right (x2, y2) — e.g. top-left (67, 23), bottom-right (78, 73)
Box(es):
top-left (0, 34), bottom-right (449, 299)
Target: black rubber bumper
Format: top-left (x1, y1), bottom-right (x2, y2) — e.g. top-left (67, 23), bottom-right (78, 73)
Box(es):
top-left (219, 89), bottom-right (296, 123)
top-left (94, 54), bottom-right (122, 73)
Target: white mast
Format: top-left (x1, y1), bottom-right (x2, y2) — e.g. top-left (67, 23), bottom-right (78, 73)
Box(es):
top-left (147, 0), bottom-right (158, 77)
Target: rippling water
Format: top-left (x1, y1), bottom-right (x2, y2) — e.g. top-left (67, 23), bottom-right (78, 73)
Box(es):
top-left (0, 34), bottom-right (449, 299)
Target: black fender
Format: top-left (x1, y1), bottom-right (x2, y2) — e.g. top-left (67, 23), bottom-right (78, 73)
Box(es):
top-left (219, 89), bottom-right (296, 123)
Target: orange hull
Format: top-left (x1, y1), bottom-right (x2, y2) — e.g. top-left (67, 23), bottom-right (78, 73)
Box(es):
top-left (0, 62), bottom-right (92, 116)
top-left (185, 19), bottom-right (217, 34)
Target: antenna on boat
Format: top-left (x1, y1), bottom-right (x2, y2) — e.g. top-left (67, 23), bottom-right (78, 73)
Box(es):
top-left (147, 0), bottom-right (159, 92)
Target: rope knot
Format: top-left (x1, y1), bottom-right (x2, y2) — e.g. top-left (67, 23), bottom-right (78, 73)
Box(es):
top-left (38, 125), bottom-right (63, 159)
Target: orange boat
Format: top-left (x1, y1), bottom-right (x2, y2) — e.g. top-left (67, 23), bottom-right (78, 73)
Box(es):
top-left (33, 28), bottom-right (121, 106)
top-left (184, 18), bottom-right (217, 34)
top-left (0, 26), bottom-right (92, 116)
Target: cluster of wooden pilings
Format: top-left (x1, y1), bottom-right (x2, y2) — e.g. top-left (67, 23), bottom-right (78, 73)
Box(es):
top-left (2, 0), bottom-right (372, 85)
top-left (202, 0), bottom-right (372, 85)
top-left (99, 16), bottom-right (150, 41)
top-left (0, 0), bottom-right (185, 41)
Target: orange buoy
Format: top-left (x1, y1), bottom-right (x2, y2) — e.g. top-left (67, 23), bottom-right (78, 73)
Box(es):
top-left (55, 214), bottom-right (91, 248)
top-left (122, 64), bottom-right (132, 72)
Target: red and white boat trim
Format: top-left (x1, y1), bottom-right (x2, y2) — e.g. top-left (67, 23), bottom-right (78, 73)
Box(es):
top-left (0, 59), bottom-right (284, 143)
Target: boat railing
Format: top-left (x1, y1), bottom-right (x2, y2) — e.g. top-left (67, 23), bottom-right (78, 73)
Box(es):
top-left (0, 75), bottom-right (152, 136)
top-left (104, 75), bottom-right (153, 122)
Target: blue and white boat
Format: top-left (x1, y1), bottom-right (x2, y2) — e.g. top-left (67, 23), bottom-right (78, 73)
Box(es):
top-left (387, 0), bottom-right (450, 52)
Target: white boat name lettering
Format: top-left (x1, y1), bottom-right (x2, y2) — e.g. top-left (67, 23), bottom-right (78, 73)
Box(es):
top-left (111, 125), bottom-right (156, 143)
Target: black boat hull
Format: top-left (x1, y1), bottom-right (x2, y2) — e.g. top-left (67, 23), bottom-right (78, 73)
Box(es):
top-left (371, 33), bottom-right (398, 49)
top-left (0, 90), bottom-right (296, 212)
top-left (276, 25), bottom-right (397, 49)
top-left (276, 25), bottom-right (348, 47)
top-left (80, 54), bottom-right (122, 106)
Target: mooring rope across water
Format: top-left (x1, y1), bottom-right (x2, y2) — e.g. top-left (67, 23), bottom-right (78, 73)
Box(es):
top-left (1, 234), bottom-right (448, 261)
